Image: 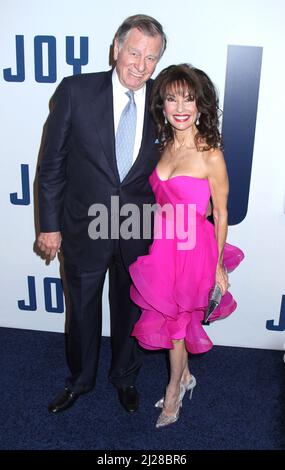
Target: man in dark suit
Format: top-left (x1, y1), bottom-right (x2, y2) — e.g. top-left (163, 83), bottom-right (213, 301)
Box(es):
top-left (37, 14), bottom-right (167, 413)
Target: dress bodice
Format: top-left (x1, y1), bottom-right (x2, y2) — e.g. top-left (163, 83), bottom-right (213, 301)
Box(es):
top-left (150, 168), bottom-right (211, 216)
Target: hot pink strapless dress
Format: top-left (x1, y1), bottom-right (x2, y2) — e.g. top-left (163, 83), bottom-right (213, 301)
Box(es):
top-left (129, 168), bottom-right (244, 354)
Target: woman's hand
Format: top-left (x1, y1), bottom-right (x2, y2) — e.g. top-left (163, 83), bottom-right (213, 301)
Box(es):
top-left (215, 264), bottom-right (229, 295)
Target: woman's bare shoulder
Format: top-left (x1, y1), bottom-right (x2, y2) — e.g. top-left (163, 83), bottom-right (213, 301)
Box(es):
top-left (203, 148), bottom-right (226, 177)
top-left (204, 147), bottom-right (224, 161)
top-left (203, 147), bottom-right (224, 166)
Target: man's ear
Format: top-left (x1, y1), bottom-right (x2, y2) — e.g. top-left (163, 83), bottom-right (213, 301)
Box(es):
top-left (113, 37), bottom-right (119, 61)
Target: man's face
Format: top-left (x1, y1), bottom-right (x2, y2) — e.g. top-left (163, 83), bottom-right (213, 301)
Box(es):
top-left (114, 27), bottom-right (162, 91)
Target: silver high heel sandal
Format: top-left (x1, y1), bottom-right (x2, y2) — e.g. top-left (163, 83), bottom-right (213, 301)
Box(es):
top-left (154, 375), bottom-right (196, 408)
top-left (156, 397), bottom-right (182, 428)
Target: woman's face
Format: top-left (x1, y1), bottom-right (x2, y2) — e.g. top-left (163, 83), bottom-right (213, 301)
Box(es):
top-left (163, 84), bottom-right (199, 131)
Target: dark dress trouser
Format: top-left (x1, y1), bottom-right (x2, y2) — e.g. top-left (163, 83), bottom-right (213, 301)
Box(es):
top-left (64, 241), bottom-right (142, 394)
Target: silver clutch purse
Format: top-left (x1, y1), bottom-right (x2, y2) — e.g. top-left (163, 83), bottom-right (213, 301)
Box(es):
top-left (202, 284), bottom-right (222, 325)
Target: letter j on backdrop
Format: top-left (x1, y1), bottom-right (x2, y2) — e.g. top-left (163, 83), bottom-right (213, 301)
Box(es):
top-left (222, 45), bottom-right (263, 226)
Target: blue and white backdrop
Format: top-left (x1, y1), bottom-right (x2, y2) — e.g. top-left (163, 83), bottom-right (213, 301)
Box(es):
top-left (1, 0), bottom-right (285, 350)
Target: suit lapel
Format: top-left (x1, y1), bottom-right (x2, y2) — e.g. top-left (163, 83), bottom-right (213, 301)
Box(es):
top-left (137, 80), bottom-right (153, 162)
top-left (92, 70), bottom-right (119, 181)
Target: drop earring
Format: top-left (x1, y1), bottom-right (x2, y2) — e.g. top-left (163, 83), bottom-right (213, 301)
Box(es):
top-left (196, 112), bottom-right (201, 125)
top-left (164, 115), bottom-right (168, 125)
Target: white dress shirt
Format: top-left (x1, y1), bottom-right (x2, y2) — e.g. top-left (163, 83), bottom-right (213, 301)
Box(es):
top-left (112, 68), bottom-right (146, 164)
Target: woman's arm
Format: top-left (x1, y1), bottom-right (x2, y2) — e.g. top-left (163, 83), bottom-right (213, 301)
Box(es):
top-left (207, 148), bottom-right (229, 294)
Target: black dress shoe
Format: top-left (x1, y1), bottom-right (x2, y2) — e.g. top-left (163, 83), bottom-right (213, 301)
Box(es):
top-left (48, 389), bottom-right (79, 414)
top-left (117, 385), bottom-right (139, 413)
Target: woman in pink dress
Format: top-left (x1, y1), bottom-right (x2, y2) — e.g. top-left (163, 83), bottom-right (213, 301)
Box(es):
top-left (129, 64), bottom-right (244, 427)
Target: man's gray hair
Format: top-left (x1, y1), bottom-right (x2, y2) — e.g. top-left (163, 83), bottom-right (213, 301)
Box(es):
top-left (115, 14), bottom-right (167, 58)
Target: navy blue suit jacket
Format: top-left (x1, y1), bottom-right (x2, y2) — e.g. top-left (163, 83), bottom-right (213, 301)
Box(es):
top-left (38, 70), bottom-right (159, 270)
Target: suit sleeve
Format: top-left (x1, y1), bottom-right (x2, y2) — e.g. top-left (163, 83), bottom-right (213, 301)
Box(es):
top-left (38, 77), bottom-right (71, 232)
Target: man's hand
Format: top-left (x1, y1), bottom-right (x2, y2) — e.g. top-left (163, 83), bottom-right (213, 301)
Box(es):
top-left (37, 231), bottom-right (62, 260)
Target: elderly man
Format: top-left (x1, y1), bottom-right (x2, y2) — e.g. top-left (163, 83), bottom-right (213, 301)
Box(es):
top-left (37, 14), bottom-right (167, 413)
